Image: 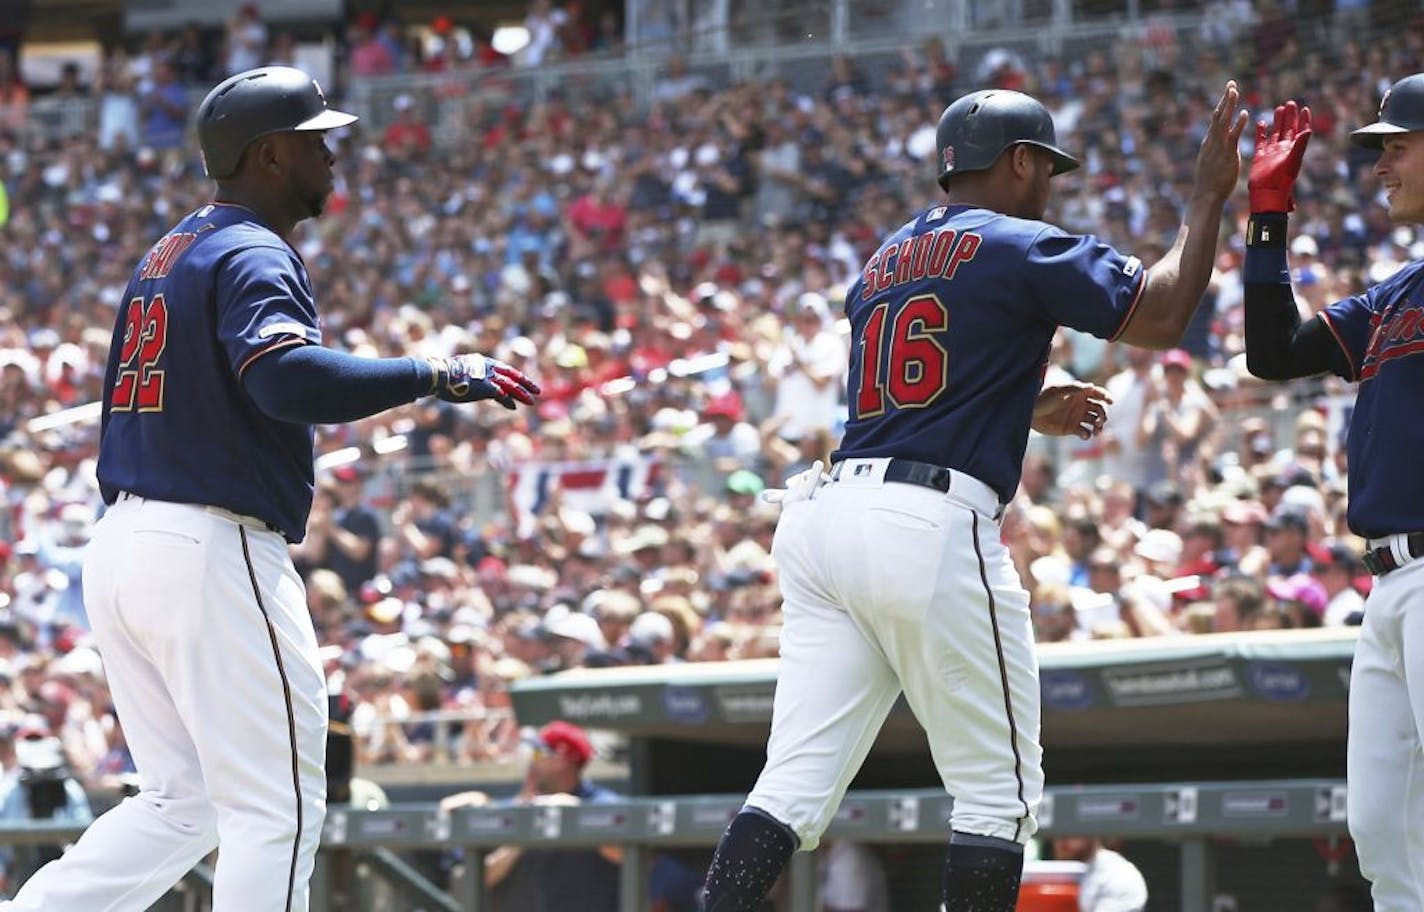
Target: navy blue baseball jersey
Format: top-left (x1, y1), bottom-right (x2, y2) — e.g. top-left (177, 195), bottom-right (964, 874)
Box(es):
top-left (832, 204), bottom-right (1146, 502)
top-left (97, 203), bottom-right (323, 542)
top-left (1319, 261), bottom-right (1424, 538)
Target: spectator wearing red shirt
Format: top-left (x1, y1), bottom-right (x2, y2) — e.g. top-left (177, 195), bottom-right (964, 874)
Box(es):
top-left (349, 15), bottom-right (396, 76)
top-left (383, 95), bottom-right (432, 159)
top-left (567, 180), bottom-right (627, 257)
top-left (0, 50), bottom-right (28, 133)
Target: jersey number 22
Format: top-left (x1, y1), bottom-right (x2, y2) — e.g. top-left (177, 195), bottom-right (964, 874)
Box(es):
top-left (111, 293), bottom-right (169, 412)
top-left (854, 292), bottom-right (949, 418)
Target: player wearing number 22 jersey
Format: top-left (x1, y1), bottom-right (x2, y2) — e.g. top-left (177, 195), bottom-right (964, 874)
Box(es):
top-left (98, 203), bottom-right (320, 541)
top-left (833, 203), bottom-right (1144, 501)
top-left (3, 68), bottom-right (538, 912)
top-left (698, 84), bottom-right (1246, 912)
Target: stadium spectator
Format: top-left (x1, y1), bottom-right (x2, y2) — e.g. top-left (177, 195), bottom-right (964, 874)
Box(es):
top-left (171, 24), bottom-right (215, 85)
top-left (0, 50), bottom-right (28, 133)
top-left (1212, 575), bottom-right (1269, 633)
top-left (138, 58), bottom-right (187, 151)
top-left (0, 722), bottom-right (93, 896)
top-left (1314, 540), bottom-right (1366, 627)
top-left (1051, 836), bottom-right (1147, 912)
top-left (443, 720), bottom-right (621, 912)
top-left (381, 94), bottom-right (432, 160)
top-left (223, 3), bottom-right (268, 75)
top-left (95, 48), bottom-right (140, 151)
top-left (767, 292), bottom-right (845, 443)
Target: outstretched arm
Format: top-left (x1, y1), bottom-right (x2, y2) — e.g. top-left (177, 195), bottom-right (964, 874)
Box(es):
top-left (1115, 81), bottom-right (1249, 349)
top-left (243, 345), bottom-right (540, 424)
top-left (1240, 101), bottom-right (1350, 380)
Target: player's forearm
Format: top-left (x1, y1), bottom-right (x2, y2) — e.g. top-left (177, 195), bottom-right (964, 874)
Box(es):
top-left (1135, 405), bottom-right (1158, 446)
top-left (243, 344), bottom-right (436, 424)
top-left (1120, 193), bottom-right (1226, 349)
top-left (1028, 388), bottom-right (1062, 435)
top-left (330, 525), bottom-right (374, 560)
top-left (1242, 213), bottom-right (1340, 380)
top-left (484, 846), bottom-right (523, 887)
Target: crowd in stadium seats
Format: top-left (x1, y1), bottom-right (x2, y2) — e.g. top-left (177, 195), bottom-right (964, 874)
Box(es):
top-left (0, 2), bottom-right (1419, 779)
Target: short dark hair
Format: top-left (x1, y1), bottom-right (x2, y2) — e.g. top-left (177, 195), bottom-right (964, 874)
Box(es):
top-left (1214, 575), bottom-right (1265, 620)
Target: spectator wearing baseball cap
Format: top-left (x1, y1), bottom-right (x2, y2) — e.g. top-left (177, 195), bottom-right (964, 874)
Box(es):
top-left (1219, 499), bottom-right (1270, 576)
top-left (526, 720), bottom-right (597, 770)
top-left (1133, 528), bottom-right (1183, 578)
top-left (1142, 480), bottom-right (1184, 530)
top-left (479, 719), bottom-right (622, 912)
top-left (1264, 507), bottom-right (1313, 577)
top-left (1311, 541), bottom-right (1367, 627)
top-left (1266, 574), bottom-right (1328, 629)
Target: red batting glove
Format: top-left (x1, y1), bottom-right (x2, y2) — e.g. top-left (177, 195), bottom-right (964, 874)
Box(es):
top-left (1249, 101), bottom-right (1312, 213)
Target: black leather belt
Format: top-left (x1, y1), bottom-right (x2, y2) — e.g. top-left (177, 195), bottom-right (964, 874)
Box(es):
top-left (884, 459), bottom-right (958, 493)
top-left (1362, 532), bottom-right (1424, 576)
top-left (833, 458), bottom-right (956, 494)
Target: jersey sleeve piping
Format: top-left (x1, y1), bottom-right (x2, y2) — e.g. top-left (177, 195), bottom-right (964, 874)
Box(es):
top-left (238, 337), bottom-right (310, 379)
top-left (1316, 311), bottom-right (1358, 382)
top-left (1107, 268), bottom-right (1149, 343)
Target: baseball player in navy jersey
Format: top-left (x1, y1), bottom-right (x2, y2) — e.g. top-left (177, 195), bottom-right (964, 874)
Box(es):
top-left (699, 83), bottom-right (1246, 912)
top-left (1244, 76), bottom-right (1424, 910)
top-left (2, 66), bottom-right (539, 912)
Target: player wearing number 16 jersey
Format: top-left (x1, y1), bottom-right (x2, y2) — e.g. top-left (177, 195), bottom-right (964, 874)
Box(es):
top-left (698, 85), bottom-right (1247, 912)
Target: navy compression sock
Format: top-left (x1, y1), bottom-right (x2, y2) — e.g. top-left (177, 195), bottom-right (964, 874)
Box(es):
top-left (941, 831), bottom-right (1025, 911)
top-left (700, 808), bottom-right (798, 911)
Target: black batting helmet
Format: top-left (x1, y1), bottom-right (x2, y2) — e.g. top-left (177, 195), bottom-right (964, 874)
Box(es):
top-left (196, 66), bottom-right (358, 180)
top-left (1352, 73), bottom-right (1424, 149)
top-left (935, 89), bottom-right (1079, 189)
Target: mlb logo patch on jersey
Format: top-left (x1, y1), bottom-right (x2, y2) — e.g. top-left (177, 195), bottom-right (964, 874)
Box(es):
top-left (1123, 256), bottom-right (1142, 278)
top-left (927, 206), bottom-right (948, 222)
top-left (258, 321), bottom-right (322, 343)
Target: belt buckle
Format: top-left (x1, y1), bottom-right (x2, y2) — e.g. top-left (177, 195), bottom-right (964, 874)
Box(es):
top-left (1362, 549), bottom-right (1389, 576)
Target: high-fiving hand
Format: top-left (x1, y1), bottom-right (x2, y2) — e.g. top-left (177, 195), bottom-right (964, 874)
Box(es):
top-left (1250, 100), bottom-right (1312, 213)
top-left (1033, 381), bottom-right (1114, 440)
top-left (427, 354), bottom-right (542, 409)
top-left (1194, 81), bottom-right (1251, 202)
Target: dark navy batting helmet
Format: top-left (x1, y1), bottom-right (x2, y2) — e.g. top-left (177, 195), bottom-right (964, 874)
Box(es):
top-left (935, 89), bottom-right (1079, 189)
top-left (196, 66), bottom-right (358, 179)
top-left (1352, 73), bottom-right (1424, 149)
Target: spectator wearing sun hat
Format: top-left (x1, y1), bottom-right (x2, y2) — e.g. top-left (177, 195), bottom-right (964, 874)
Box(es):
top-left (1266, 574), bottom-right (1328, 630)
top-left (768, 292), bottom-right (846, 443)
top-left (1134, 528), bottom-right (1183, 579)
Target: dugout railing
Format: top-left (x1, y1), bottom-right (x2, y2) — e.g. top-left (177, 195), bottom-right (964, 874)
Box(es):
top-left (0, 631), bottom-right (1367, 908)
top-left (0, 777), bottom-right (1355, 912)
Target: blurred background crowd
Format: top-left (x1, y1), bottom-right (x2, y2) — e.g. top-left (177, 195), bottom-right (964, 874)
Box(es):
top-left (0, 0), bottom-right (1415, 795)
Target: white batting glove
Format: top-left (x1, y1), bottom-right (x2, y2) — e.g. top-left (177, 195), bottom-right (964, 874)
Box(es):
top-left (760, 459), bottom-right (830, 505)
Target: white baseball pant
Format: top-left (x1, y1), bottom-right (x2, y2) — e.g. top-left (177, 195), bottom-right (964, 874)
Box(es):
top-left (3, 495), bottom-right (328, 911)
top-left (746, 457), bottom-right (1042, 851)
top-left (1347, 543), bottom-right (1424, 911)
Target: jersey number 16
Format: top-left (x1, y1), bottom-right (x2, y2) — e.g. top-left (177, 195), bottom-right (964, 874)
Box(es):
top-left (854, 292), bottom-right (949, 419)
top-left (111, 293), bottom-right (169, 413)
